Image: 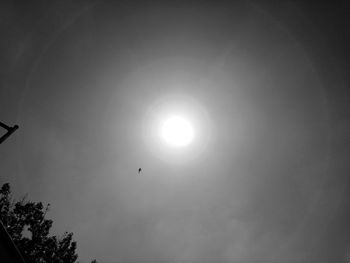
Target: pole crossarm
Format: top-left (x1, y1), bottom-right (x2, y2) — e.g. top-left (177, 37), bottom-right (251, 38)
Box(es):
top-left (0, 121), bottom-right (19, 144)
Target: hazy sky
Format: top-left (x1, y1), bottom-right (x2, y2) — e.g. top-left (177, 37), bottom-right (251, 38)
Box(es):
top-left (1, 1), bottom-right (350, 263)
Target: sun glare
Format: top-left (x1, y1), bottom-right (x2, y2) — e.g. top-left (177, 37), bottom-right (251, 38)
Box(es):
top-left (160, 116), bottom-right (194, 147)
top-left (142, 93), bottom-right (211, 163)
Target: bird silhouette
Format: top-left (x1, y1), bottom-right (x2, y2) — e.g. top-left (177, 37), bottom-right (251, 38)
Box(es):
top-left (138, 168), bottom-right (142, 174)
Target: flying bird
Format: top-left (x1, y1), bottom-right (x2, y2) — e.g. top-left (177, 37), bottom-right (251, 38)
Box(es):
top-left (138, 168), bottom-right (142, 174)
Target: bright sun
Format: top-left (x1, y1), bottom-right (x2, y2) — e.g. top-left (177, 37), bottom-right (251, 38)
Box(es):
top-left (142, 94), bottom-right (211, 163)
top-left (160, 115), bottom-right (194, 147)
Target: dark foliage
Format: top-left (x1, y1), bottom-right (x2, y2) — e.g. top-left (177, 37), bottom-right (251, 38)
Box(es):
top-left (0, 183), bottom-right (98, 263)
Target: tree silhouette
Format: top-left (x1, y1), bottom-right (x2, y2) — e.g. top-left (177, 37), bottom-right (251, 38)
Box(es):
top-left (0, 183), bottom-right (98, 263)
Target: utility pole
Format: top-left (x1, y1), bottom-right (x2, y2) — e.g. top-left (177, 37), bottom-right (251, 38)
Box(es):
top-left (0, 120), bottom-right (25, 263)
top-left (0, 122), bottom-right (19, 144)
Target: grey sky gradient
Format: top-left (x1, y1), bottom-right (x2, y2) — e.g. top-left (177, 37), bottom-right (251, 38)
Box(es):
top-left (1, 1), bottom-right (350, 263)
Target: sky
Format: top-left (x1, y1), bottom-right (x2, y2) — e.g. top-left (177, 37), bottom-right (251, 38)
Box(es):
top-left (1, 1), bottom-right (350, 262)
